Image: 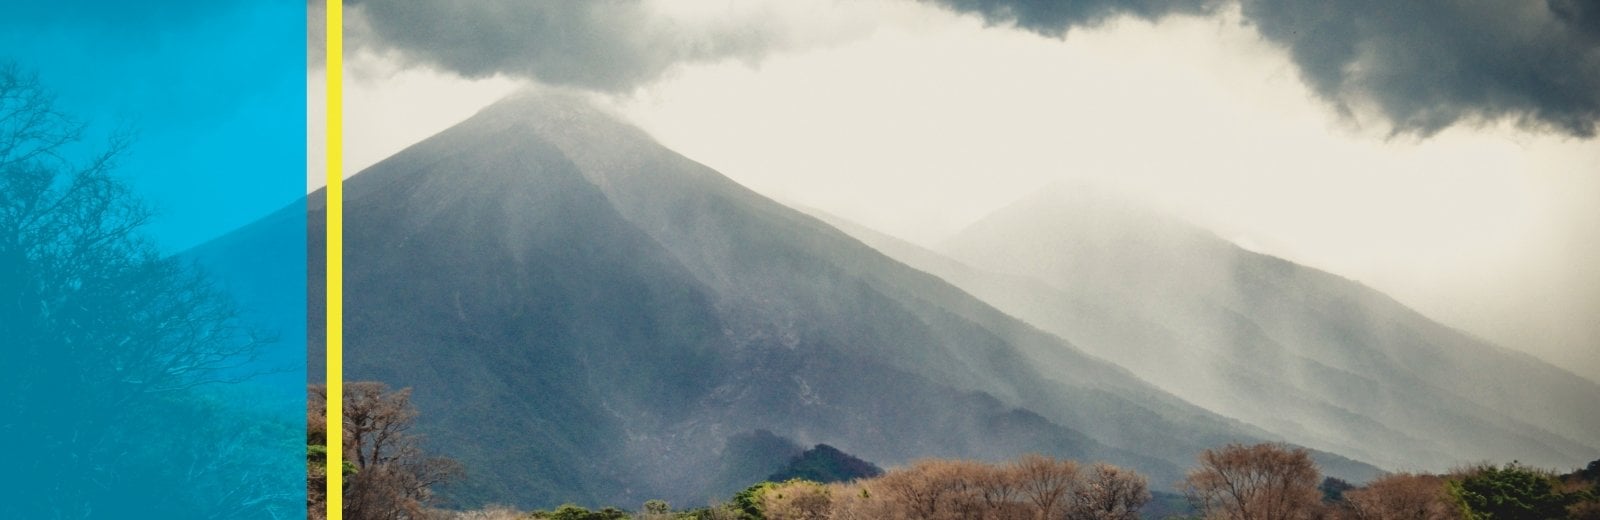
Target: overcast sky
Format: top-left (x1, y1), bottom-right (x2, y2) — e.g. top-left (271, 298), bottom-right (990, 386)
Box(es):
top-left (312, 0), bottom-right (1600, 381)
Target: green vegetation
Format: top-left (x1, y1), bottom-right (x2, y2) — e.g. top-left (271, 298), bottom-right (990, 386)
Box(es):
top-left (528, 504), bottom-right (630, 520)
top-left (1449, 463), bottom-right (1575, 520)
top-left (1332, 459), bottom-right (1600, 520)
top-left (766, 444), bottom-right (884, 484)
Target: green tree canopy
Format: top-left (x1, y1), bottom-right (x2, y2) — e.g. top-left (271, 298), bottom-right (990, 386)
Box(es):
top-left (1449, 463), bottom-right (1571, 520)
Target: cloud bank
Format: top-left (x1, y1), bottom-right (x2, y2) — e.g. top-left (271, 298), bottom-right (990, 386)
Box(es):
top-left (927, 0), bottom-right (1222, 35)
top-left (344, 0), bottom-right (1600, 138)
top-left (344, 0), bottom-right (785, 92)
top-left (1241, 0), bottom-right (1600, 137)
top-left (928, 0), bottom-right (1600, 137)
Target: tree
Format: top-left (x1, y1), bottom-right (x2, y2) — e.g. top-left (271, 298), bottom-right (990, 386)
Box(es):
top-left (310, 384), bottom-right (348, 520)
top-left (976, 459), bottom-right (1024, 518)
top-left (1014, 454), bottom-right (1082, 519)
top-left (733, 481), bottom-right (778, 520)
top-left (759, 480), bottom-right (834, 520)
top-left (0, 61), bottom-right (283, 518)
top-left (1343, 473), bottom-right (1457, 520)
top-left (1070, 462), bottom-right (1151, 520)
top-left (826, 481), bottom-right (896, 520)
top-left (1561, 460), bottom-right (1600, 520)
top-left (642, 499), bottom-right (673, 518)
top-left (1183, 443), bottom-right (1324, 520)
top-left (530, 504), bottom-right (629, 520)
top-left (725, 454), bottom-right (1151, 520)
top-left (874, 459), bottom-right (991, 520)
top-left (1321, 477), bottom-right (1356, 504)
top-left (344, 381), bottom-right (462, 520)
top-left (1447, 463), bottom-right (1569, 520)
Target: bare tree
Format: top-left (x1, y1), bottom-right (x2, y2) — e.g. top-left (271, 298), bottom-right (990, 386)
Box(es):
top-left (343, 381), bottom-right (462, 520)
top-left (827, 482), bottom-right (897, 520)
top-left (1014, 455), bottom-right (1082, 520)
top-left (977, 460), bottom-right (1026, 519)
top-left (1070, 462), bottom-right (1151, 520)
top-left (1343, 473), bottom-right (1458, 520)
top-left (1183, 443), bottom-right (1324, 520)
top-left (874, 459), bottom-right (994, 520)
top-left (775, 455), bottom-right (1153, 520)
top-left (1, 61), bottom-right (281, 518)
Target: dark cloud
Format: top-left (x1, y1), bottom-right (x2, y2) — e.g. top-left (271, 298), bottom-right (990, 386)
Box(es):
top-left (926, 0), bottom-right (1600, 138)
top-left (344, 0), bottom-right (1225, 90)
top-left (343, 0), bottom-right (775, 92)
top-left (1240, 0), bottom-right (1600, 137)
top-left (345, 0), bottom-right (1600, 138)
top-left (925, 0), bottom-right (1222, 35)
top-left (309, 0), bottom-right (326, 69)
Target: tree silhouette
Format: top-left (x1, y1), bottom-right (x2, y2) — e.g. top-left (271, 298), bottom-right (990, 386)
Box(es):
top-left (343, 381), bottom-right (462, 520)
top-left (0, 62), bottom-right (284, 518)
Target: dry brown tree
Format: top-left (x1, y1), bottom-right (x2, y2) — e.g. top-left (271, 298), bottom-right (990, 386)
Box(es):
top-left (874, 459), bottom-right (1001, 520)
top-left (1342, 473), bottom-right (1459, 520)
top-left (761, 480), bottom-right (837, 520)
top-left (343, 381), bottom-right (462, 520)
top-left (1070, 462), bottom-right (1151, 520)
top-left (1014, 455), bottom-right (1083, 520)
top-left (827, 481), bottom-right (898, 520)
top-left (977, 459), bottom-right (1029, 520)
top-left (778, 455), bottom-right (1152, 520)
top-left (1183, 443), bottom-right (1324, 520)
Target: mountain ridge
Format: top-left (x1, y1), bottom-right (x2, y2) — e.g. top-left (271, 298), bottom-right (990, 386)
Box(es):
top-left (192, 89), bottom-right (1385, 508)
top-left (818, 184), bottom-right (1597, 473)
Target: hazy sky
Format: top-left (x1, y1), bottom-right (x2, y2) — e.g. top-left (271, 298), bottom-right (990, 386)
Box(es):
top-left (316, 0), bottom-right (1600, 381)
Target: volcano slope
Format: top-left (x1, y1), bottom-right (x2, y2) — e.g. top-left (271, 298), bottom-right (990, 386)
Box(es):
top-left (824, 184), bottom-right (1597, 474)
top-left (304, 90), bottom-right (1376, 508)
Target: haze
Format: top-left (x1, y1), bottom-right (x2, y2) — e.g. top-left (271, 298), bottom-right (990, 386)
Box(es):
top-left (313, 0), bottom-right (1600, 381)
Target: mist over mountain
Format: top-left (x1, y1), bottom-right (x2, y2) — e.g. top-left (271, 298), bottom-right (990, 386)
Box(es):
top-left (274, 90), bottom-right (1384, 508)
top-left (822, 184), bottom-right (1599, 473)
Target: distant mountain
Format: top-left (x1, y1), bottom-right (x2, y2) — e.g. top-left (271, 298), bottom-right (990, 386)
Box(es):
top-left (824, 184), bottom-right (1599, 473)
top-left (768, 444), bottom-right (884, 484)
top-left (266, 90), bottom-right (1379, 509)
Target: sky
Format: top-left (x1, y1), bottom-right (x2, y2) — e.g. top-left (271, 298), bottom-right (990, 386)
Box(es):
top-left (2, 1), bottom-right (307, 253)
top-left (318, 0), bottom-right (1600, 382)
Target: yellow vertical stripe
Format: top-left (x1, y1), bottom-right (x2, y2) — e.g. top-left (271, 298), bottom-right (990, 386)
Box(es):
top-left (325, 0), bottom-right (344, 517)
